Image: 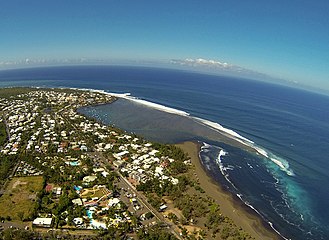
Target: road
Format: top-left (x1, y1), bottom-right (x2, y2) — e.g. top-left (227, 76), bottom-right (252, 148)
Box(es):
top-left (89, 151), bottom-right (183, 240)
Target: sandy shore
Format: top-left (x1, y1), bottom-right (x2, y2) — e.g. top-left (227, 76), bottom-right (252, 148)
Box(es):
top-left (176, 141), bottom-right (281, 240)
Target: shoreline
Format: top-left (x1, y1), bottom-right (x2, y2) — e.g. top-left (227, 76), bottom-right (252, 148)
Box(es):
top-left (176, 141), bottom-right (281, 240)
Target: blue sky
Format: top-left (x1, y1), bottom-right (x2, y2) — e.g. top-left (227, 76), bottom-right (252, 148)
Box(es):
top-left (1, 1), bottom-right (329, 90)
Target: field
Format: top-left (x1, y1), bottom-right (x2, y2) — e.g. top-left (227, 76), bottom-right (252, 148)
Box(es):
top-left (81, 186), bottom-right (111, 199)
top-left (0, 176), bottom-right (44, 221)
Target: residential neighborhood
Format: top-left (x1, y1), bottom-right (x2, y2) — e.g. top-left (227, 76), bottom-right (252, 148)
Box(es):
top-left (0, 88), bottom-right (187, 239)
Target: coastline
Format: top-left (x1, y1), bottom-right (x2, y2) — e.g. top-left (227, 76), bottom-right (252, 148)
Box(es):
top-left (176, 141), bottom-right (281, 240)
top-left (0, 67), bottom-right (327, 239)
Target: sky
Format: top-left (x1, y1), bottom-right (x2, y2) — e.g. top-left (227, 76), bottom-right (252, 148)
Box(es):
top-left (1, 0), bottom-right (329, 90)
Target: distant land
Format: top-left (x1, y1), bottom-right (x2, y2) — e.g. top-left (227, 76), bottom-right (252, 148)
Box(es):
top-left (1, 58), bottom-right (323, 95)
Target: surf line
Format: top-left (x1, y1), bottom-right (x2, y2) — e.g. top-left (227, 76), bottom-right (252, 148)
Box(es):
top-left (75, 88), bottom-right (294, 177)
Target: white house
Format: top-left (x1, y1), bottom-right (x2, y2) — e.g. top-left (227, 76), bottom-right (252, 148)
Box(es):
top-left (32, 217), bottom-right (53, 227)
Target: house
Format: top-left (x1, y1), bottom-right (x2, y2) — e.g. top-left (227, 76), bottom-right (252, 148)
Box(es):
top-left (108, 197), bottom-right (120, 207)
top-left (45, 184), bottom-right (53, 192)
top-left (91, 220), bottom-right (107, 229)
top-left (113, 150), bottom-right (129, 160)
top-left (72, 198), bottom-right (83, 206)
top-left (56, 187), bottom-right (62, 196)
top-left (155, 167), bottom-right (163, 175)
top-left (113, 160), bottom-right (124, 168)
top-left (73, 217), bottom-right (84, 226)
top-left (159, 204), bottom-right (167, 212)
top-left (32, 217), bottom-right (53, 227)
top-left (171, 178), bottom-right (179, 185)
top-left (84, 200), bottom-right (98, 207)
top-left (80, 145), bottom-right (88, 151)
top-left (160, 159), bottom-right (170, 168)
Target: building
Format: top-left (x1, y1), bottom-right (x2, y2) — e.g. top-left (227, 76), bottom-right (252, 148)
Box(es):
top-left (32, 218), bottom-right (53, 227)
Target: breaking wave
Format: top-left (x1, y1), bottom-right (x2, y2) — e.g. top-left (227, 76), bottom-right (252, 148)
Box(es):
top-left (119, 94), bottom-right (190, 116)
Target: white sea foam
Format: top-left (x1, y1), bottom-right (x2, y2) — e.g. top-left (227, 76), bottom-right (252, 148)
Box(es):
top-left (270, 158), bottom-right (287, 171)
top-left (254, 146), bottom-right (295, 176)
top-left (270, 155), bottom-right (295, 176)
top-left (201, 142), bottom-right (211, 149)
top-left (65, 87), bottom-right (130, 98)
top-left (113, 93), bottom-right (190, 116)
top-left (268, 222), bottom-right (291, 240)
top-left (193, 117), bottom-right (254, 144)
top-left (105, 92), bottom-right (131, 97)
top-left (213, 148), bottom-right (239, 190)
top-left (237, 193), bottom-right (290, 240)
top-left (254, 146), bottom-right (269, 158)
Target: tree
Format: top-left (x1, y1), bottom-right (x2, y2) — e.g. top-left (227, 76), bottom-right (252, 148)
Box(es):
top-left (145, 212), bottom-right (154, 220)
top-left (17, 211), bottom-right (24, 221)
top-left (181, 227), bottom-right (188, 237)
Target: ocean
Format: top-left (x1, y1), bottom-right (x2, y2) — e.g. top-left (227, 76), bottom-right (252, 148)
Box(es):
top-left (0, 65), bottom-right (328, 239)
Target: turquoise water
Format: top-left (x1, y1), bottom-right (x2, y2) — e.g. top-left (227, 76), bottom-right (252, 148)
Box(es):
top-left (74, 185), bottom-right (82, 191)
top-left (69, 161), bottom-right (80, 166)
top-left (86, 209), bottom-right (94, 220)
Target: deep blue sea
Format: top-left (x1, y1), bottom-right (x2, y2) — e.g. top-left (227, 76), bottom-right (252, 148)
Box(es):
top-left (1, 65), bottom-right (329, 240)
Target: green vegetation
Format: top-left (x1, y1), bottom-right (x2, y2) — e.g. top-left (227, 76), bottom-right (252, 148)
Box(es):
top-left (0, 176), bottom-right (44, 221)
top-left (0, 87), bottom-right (38, 99)
top-left (137, 224), bottom-right (177, 240)
top-left (154, 143), bottom-right (189, 175)
top-left (0, 87), bottom-right (86, 99)
top-left (0, 155), bottom-right (16, 185)
top-left (136, 147), bottom-right (254, 239)
top-left (0, 228), bottom-right (40, 240)
top-left (0, 120), bottom-right (7, 146)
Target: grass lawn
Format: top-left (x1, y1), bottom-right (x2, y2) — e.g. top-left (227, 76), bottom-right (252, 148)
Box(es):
top-left (81, 188), bottom-right (105, 199)
top-left (0, 176), bottom-right (44, 221)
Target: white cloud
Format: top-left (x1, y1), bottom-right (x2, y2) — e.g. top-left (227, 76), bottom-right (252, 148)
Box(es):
top-left (172, 58), bottom-right (232, 69)
top-left (170, 58), bottom-right (272, 81)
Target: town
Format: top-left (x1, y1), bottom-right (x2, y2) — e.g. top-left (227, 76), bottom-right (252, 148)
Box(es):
top-left (0, 88), bottom-right (253, 240)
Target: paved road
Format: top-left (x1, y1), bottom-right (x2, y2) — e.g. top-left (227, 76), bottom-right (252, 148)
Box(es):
top-left (0, 221), bottom-right (28, 230)
top-left (89, 151), bottom-right (183, 240)
top-left (117, 172), bottom-right (183, 239)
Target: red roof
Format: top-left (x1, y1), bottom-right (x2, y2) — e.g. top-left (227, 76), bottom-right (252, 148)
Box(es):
top-left (45, 184), bottom-right (53, 192)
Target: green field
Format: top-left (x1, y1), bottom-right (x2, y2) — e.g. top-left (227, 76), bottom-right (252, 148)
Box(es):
top-left (81, 187), bottom-right (107, 199)
top-left (0, 87), bottom-right (38, 99)
top-left (0, 176), bottom-right (44, 221)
